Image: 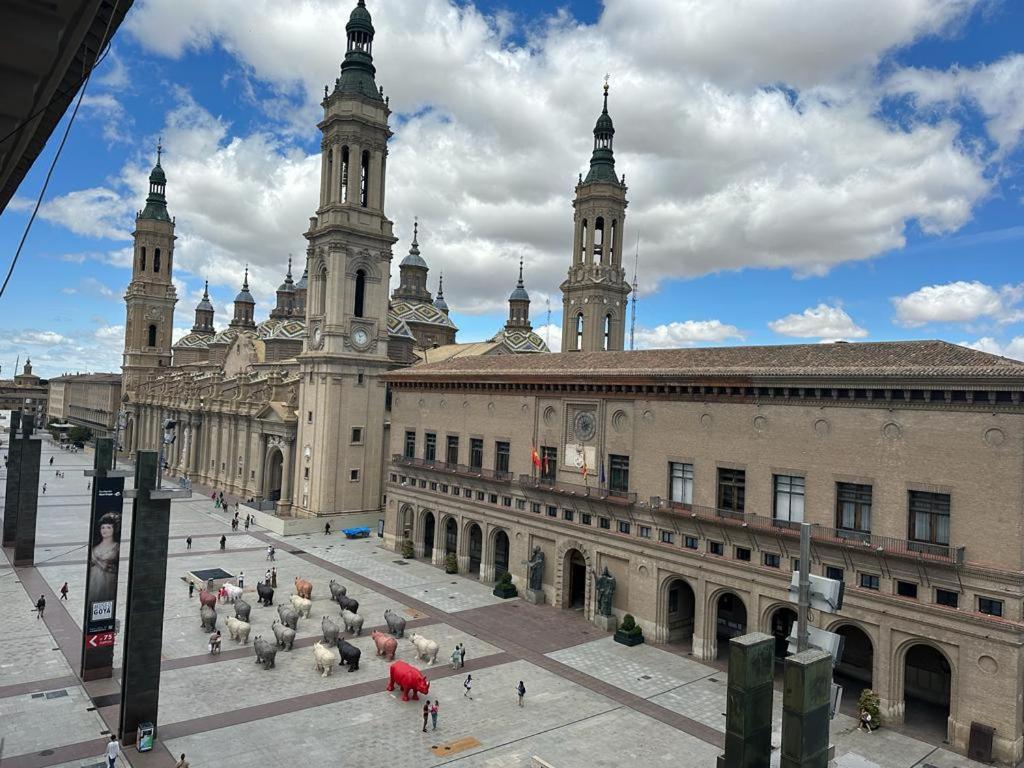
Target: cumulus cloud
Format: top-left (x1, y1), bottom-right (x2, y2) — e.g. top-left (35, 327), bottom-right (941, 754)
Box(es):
top-left (961, 336), bottom-right (1024, 361)
top-left (532, 323), bottom-right (561, 353)
top-left (891, 280), bottom-right (1023, 326)
top-left (634, 320), bottom-right (744, 349)
top-left (81, 93), bottom-right (133, 144)
top-left (769, 303), bottom-right (868, 339)
top-left (36, 187), bottom-right (132, 240)
top-left (11, 330), bottom-right (69, 346)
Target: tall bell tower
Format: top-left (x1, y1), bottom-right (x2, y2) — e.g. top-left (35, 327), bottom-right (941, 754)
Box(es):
top-left (561, 82), bottom-right (631, 353)
top-left (123, 144), bottom-right (177, 399)
top-left (291, 0), bottom-right (397, 517)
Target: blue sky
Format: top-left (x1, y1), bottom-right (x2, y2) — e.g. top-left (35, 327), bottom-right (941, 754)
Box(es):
top-left (1, 0), bottom-right (1023, 377)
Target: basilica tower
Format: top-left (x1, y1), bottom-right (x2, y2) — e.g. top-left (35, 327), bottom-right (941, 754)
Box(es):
top-left (291, 0), bottom-right (397, 517)
top-left (560, 83), bottom-right (631, 353)
top-left (123, 146), bottom-right (177, 399)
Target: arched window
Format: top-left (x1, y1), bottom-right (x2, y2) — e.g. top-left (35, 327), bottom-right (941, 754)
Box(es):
top-left (579, 219), bottom-right (588, 263)
top-left (314, 265), bottom-right (327, 315)
top-left (359, 150), bottom-right (370, 207)
top-left (575, 313), bottom-right (584, 350)
top-left (594, 217), bottom-right (605, 263)
top-left (609, 219), bottom-right (617, 264)
top-left (154, 248), bottom-right (161, 273)
top-left (354, 269), bottom-right (366, 318)
top-left (327, 150), bottom-right (333, 202)
top-left (340, 146), bottom-right (349, 203)
top-left (147, 324), bottom-right (157, 347)
top-left (139, 247), bottom-right (146, 271)
top-left (604, 314), bottom-right (612, 351)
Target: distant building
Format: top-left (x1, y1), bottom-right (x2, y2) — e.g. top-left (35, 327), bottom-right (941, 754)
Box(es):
top-left (47, 373), bottom-right (122, 436)
top-left (0, 359), bottom-right (47, 428)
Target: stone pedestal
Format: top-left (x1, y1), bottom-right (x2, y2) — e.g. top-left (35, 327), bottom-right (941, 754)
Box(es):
top-left (593, 614), bottom-right (617, 631)
top-left (780, 648), bottom-right (832, 768)
top-left (717, 632), bottom-right (774, 768)
top-left (523, 588), bottom-right (546, 605)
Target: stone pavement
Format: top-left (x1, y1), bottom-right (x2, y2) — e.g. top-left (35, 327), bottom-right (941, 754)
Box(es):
top-left (0, 429), bottom-right (998, 768)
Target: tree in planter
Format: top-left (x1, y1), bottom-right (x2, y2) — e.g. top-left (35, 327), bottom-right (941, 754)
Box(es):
top-left (857, 688), bottom-right (881, 730)
top-left (401, 539), bottom-right (415, 559)
top-left (492, 570), bottom-right (518, 599)
top-left (68, 425), bottom-right (93, 444)
top-left (444, 552), bottom-right (458, 574)
top-left (613, 613), bottom-right (644, 646)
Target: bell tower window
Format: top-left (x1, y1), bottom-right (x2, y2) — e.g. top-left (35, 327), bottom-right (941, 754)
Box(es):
top-left (579, 220), bottom-right (587, 263)
top-left (575, 313), bottom-right (584, 350)
top-left (147, 324), bottom-right (157, 347)
top-left (354, 269), bottom-right (366, 318)
top-left (609, 219), bottom-right (617, 264)
top-left (139, 247), bottom-right (146, 272)
top-left (154, 248), bottom-right (161, 273)
top-left (340, 146), bottom-right (349, 203)
top-left (594, 217), bottom-right (605, 264)
top-left (360, 150), bottom-right (370, 207)
top-left (603, 314), bottom-right (612, 351)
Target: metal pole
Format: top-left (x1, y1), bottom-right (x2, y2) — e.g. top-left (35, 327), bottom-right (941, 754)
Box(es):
top-left (797, 522), bottom-right (811, 652)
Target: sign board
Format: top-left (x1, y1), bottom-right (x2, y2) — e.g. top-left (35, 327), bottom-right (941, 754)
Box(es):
top-left (87, 631), bottom-right (115, 648)
top-left (81, 468), bottom-right (124, 679)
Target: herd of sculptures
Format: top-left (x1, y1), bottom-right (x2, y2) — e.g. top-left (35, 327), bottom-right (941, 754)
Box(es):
top-left (196, 575), bottom-right (434, 698)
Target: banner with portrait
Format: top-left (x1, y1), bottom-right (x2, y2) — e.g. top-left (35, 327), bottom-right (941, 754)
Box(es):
top-left (81, 475), bottom-right (124, 678)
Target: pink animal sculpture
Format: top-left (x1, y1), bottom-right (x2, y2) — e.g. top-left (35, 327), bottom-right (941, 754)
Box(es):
top-left (386, 660), bottom-right (429, 701)
top-left (371, 629), bottom-right (397, 660)
top-left (198, 589), bottom-right (217, 609)
top-left (294, 577), bottom-right (313, 600)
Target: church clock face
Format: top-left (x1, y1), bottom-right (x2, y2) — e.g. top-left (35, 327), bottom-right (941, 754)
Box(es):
top-left (574, 410), bottom-right (597, 442)
top-left (352, 327), bottom-right (369, 349)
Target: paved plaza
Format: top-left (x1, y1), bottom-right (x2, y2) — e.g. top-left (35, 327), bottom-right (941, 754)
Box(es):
top-left (0, 433), bottom-right (996, 767)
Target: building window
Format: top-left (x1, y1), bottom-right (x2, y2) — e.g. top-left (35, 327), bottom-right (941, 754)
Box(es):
top-left (599, 517), bottom-right (610, 530)
top-left (708, 541), bottom-right (724, 556)
top-left (773, 474), bottom-right (805, 524)
top-left (430, 481), bottom-right (437, 491)
top-left (419, 479), bottom-right (426, 489)
top-left (540, 445), bottom-right (557, 481)
top-left (659, 530), bottom-right (674, 544)
top-left (859, 573), bottom-right (880, 590)
top-left (463, 488), bottom-right (472, 499)
top-left (304, 467), bottom-right (309, 479)
top-left (351, 427), bottom-right (363, 444)
top-left (495, 441), bottom-right (510, 475)
top-left (763, 552), bottom-right (781, 568)
top-left (515, 498), bottom-right (526, 510)
top-left (617, 520), bottom-right (630, 535)
top-left (356, 372), bottom-right (364, 385)
top-left (684, 535), bottom-right (698, 549)
top-left (404, 430), bottom-right (416, 459)
top-left (609, 454), bottom-right (629, 493)
top-left (638, 525), bottom-right (651, 539)
top-left (547, 506), bottom-right (557, 518)
top-left (791, 558), bottom-right (801, 573)
top-left (563, 509), bottom-right (574, 522)
top-left (488, 493), bottom-right (498, 504)
top-left (424, 432), bottom-right (436, 462)
top-left (139, 247), bottom-right (146, 271)
top-left (909, 490), bottom-right (950, 546)
top-left (390, 473), bottom-right (398, 483)
top-left (469, 438), bottom-right (484, 470)
top-left (836, 482), bottom-right (872, 534)
top-left (896, 581), bottom-right (918, 599)
top-left (717, 468), bottom-right (746, 512)
top-left (475, 490), bottom-right (485, 500)
top-left (349, 469), bottom-right (359, 481)
top-left (603, 314), bottom-right (611, 351)
top-left (575, 313), bottom-right (584, 350)
top-left (354, 269), bottom-right (366, 317)
top-left (531, 502), bottom-right (541, 514)
top-left (440, 483), bottom-right (448, 493)
top-left (501, 496), bottom-right (511, 507)
top-left (359, 149), bottom-right (369, 207)
top-left (340, 145), bottom-right (349, 202)
top-left (669, 462), bottom-right (694, 505)
top-left (936, 589), bottom-right (959, 608)
top-left (147, 324), bottom-right (157, 347)
top-left (154, 248), bottom-right (161, 273)
top-left (735, 546), bottom-right (751, 561)
top-left (825, 566), bottom-right (844, 582)
top-left (307, 411), bottom-right (313, 423)
top-left (581, 513), bottom-right (591, 525)
top-left (978, 597), bottom-right (1003, 617)
top-left (446, 435), bottom-right (459, 465)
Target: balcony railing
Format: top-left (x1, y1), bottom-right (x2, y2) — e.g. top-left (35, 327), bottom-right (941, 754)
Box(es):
top-left (392, 454), bottom-right (511, 484)
top-left (662, 500), bottom-right (965, 565)
top-left (519, 474), bottom-right (637, 505)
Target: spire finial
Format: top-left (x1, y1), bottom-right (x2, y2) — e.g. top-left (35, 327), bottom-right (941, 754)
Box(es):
top-left (518, 257), bottom-right (524, 285)
top-left (413, 216), bottom-right (419, 245)
top-left (243, 264), bottom-right (249, 290)
top-left (287, 254), bottom-right (293, 279)
top-left (203, 279), bottom-right (209, 298)
top-left (156, 136), bottom-right (163, 165)
top-left (603, 74), bottom-right (610, 112)
top-left (437, 271), bottom-right (444, 296)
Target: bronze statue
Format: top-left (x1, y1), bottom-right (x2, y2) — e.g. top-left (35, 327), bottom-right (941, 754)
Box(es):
top-left (522, 545), bottom-right (545, 591)
top-left (591, 566), bottom-right (616, 616)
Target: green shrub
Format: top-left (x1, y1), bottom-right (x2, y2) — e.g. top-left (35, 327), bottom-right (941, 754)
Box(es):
top-left (498, 570), bottom-right (512, 585)
top-left (858, 688), bottom-right (881, 724)
top-left (444, 553), bottom-right (458, 574)
top-left (620, 614), bottom-right (642, 636)
top-left (401, 539), bottom-right (415, 559)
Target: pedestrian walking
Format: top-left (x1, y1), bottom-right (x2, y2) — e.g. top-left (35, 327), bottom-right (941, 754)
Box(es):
top-left (450, 645), bottom-right (460, 670)
top-left (105, 735), bottom-right (120, 768)
top-left (49, 456), bottom-right (53, 465)
top-left (238, 571), bottom-right (244, 588)
top-left (186, 536), bottom-right (192, 550)
top-left (517, 680), bottom-right (526, 707)
top-left (174, 753), bottom-right (190, 768)
top-left (231, 518), bottom-right (238, 531)
top-left (244, 517), bottom-right (250, 531)
top-left (35, 595), bottom-right (46, 618)
top-left (87, 481), bottom-right (91, 491)
top-left (42, 483), bottom-right (46, 494)
top-left (463, 674), bottom-right (472, 699)
top-left (219, 535), bottom-right (226, 550)
top-left (269, 546), bottom-right (276, 562)
top-left (265, 569), bottom-right (271, 584)
top-left (271, 567), bottom-right (278, 588)
top-left (266, 545), bottom-right (273, 560)
top-left (422, 700), bottom-right (430, 732)
top-left (460, 643), bottom-right (466, 668)
top-left (60, 582), bottom-right (69, 600)
top-left (430, 700), bottom-right (439, 730)
top-left (189, 582), bottom-right (195, 599)
top-left (324, 521), bottom-right (331, 536)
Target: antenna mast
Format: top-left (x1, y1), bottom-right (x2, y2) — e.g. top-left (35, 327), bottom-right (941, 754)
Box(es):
top-left (629, 235), bottom-right (639, 351)
top-left (545, 298), bottom-right (551, 348)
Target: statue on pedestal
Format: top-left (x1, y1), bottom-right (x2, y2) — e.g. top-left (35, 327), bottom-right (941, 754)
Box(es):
top-left (591, 566), bottom-right (616, 616)
top-left (522, 546), bottom-right (545, 591)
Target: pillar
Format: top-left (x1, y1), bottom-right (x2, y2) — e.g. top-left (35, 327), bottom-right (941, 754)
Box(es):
top-left (780, 648), bottom-right (832, 768)
top-left (2, 409), bottom-right (23, 546)
top-left (717, 632), bottom-right (774, 768)
top-left (13, 415), bottom-right (41, 566)
top-left (347, 142), bottom-right (361, 205)
top-left (691, 579), bottom-right (715, 661)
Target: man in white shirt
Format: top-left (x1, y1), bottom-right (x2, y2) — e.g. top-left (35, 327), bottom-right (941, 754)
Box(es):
top-left (106, 735), bottom-right (120, 767)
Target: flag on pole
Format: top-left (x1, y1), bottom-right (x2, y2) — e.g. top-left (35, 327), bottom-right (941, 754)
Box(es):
top-left (542, 452), bottom-right (549, 476)
top-left (531, 445), bottom-right (542, 470)
top-left (581, 453), bottom-right (589, 481)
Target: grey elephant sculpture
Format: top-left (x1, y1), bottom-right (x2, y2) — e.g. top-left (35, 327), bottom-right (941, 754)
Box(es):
top-left (322, 615), bottom-right (341, 645)
top-left (256, 582), bottom-right (274, 607)
top-left (253, 635), bottom-right (277, 669)
top-left (277, 603), bottom-right (299, 630)
top-left (271, 619), bottom-right (296, 650)
top-left (336, 594), bottom-right (360, 614)
top-left (234, 598), bottom-right (252, 622)
top-left (200, 604), bottom-right (217, 632)
top-left (336, 637), bottom-right (361, 672)
top-left (383, 608), bottom-right (406, 637)
top-left (328, 579), bottom-right (347, 600)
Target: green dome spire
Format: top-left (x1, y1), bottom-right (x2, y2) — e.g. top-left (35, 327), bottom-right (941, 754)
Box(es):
top-left (139, 139), bottom-right (171, 221)
top-left (584, 80), bottom-right (618, 185)
top-left (335, 0), bottom-right (382, 102)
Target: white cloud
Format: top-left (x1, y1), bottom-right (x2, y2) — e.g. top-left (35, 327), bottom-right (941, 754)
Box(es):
top-left (769, 303), bottom-right (868, 339)
top-left (891, 280), bottom-right (1022, 326)
top-left (81, 93), bottom-right (132, 144)
top-left (37, 187), bottom-right (132, 240)
top-left (12, 330), bottom-right (69, 346)
top-left (532, 323), bottom-right (561, 353)
top-left (0, 324), bottom-right (125, 378)
top-left (961, 336), bottom-right (1024, 361)
top-left (634, 320), bottom-right (744, 349)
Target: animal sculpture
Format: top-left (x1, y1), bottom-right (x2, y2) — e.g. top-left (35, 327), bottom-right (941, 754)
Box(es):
top-left (336, 637), bottom-right (361, 672)
top-left (222, 583), bottom-right (243, 603)
top-left (383, 608), bottom-right (406, 637)
top-left (234, 598), bottom-right (252, 622)
top-left (328, 579), bottom-right (347, 600)
top-left (312, 641), bottom-right (335, 677)
top-left (321, 616), bottom-right (341, 645)
top-left (294, 577), bottom-right (313, 600)
top-left (371, 629), bottom-right (397, 660)
top-left (271, 619), bottom-right (296, 650)
top-left (253, 635), bottom-right (277, 669)
top-left (408, 632), bottom-right (438, 664)
top-left (256, 582), bottom-right (274, 607)
top-left (226, 615), bottom-right (251, 644)
top-left (290, 594), bottom-right (313, 618)
top-left (198, 589), bottom-right (217, 609)
top-left (276, 604), bottom-right (299, 630)
top-left (200, 604), bottom-right (217, 632)
top-left (340, 608), bottom-right (364, 636)
top-left (336, 594), bottom-right (359, 614)
top-left (386, 660), bottom-right (429, 701)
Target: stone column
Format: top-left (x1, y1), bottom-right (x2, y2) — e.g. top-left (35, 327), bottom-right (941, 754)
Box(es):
top-left (691, 578), bottom-right (715, 661)
top-left (479, 526), bottom-right (495, 582)
top-left (368, 149), bottom-right (383, 212)
top-left (348, 143), bottom-right (362, 205)
top-left (585, 215), bottom-right (596, 264)
top-left (2, 410), bottom-right (23, 546)
top-left (717, 632), bottom-right (774, 768)
top-left (13, 415), bottom-right (42, 566)
top-left (780, 648), bottom-right (832, 768)
top-left (281, 442), bottom-right (293, 503)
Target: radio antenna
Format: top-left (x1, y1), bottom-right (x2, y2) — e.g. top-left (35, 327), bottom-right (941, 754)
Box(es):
top-left (629, 235), bottom-right (639, 351)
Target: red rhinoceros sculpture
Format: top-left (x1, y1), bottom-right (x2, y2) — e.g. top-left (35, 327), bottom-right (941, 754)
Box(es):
top-left (386, 660), bottom-right (429, 701)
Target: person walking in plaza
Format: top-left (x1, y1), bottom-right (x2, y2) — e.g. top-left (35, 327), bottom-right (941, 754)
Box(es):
top-left (105, 735), bottom-right (120, 768)
top-left (186, 536), bottom-right (192, 550)
top-left (450, 644), bottom-right (460, 670)
top-left (59, 582), bottom-right (69, 600)
top-left (430, 699), bottom-right (439, 730)
top-left (174, 753), bottom-right (189, 768)
top-left (244, 516), bottom-right (250, 532)
top-left (188, 581), bottom-right (195, 599)
top-left (463, 674), bottom-right (472, 699)
top-left (265, 569), bottom-right (271, 584)
top-left (324, 521), bottom-right (331, 536)
top-left (460, 643), bottom-right (466, 668)
top-left (517, 680), bottom-right (526, 707)
top-left (42, 483), bottom-right (46, 494)
top-left (271, 567), bottom-right (278, 588)
top-left (266, 545), bottom-right (273, 561)
top-left (237, 571), bottom-right (244, 589)
top-left (49, 456), bottom-right (53, 465)
top-left (220, 534), bottom-right (226, 550)
top-left (422, 699), bottom-right (430, 732)
top-left (35, 595), bottom-right (46, 618)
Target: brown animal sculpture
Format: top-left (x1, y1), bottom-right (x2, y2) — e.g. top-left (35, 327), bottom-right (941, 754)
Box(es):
top-left (294, 577), bottom-right (313, 600)
top-left (198, 589), bottom-right (217, 609)
top-left (371, 629), bottom-right (397, 660)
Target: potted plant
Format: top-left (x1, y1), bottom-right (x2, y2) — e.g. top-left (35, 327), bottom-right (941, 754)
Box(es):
top-left (858, 688), bottom-right (881, 730)
top-left (613, 613), bottom-right (644, 646)
top-left (492, 570), bottom-right (518, 599)
top-left (401, 539), bottom-right (415, 559)
top-left (444, 552), bottom-right (458, 574)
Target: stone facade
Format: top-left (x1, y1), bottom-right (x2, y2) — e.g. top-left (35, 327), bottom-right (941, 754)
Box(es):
top-left (0, 359), bottom-right (47, 427)
top-left (46, 373), bottom-right (121, 434)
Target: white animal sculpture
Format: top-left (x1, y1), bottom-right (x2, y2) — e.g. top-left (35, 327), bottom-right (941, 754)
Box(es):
top-left (408, 632), bottom-right (438, 664)
top-left (222, 583), bottom-right (243, 603)
top-left (226, 615), bottom-right (251, 644)
top-left (313, 641), bottom-right (335, 677)
top-left (340, 608), bottom-right (364, 636)
top-left (290, 594), bottom-right (313, 618)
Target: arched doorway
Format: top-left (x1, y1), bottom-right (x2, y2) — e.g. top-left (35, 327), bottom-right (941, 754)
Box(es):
top-left (422, 511), bottom-right (435, 560)
top-left (665, 578), bottom-right (696, 644)
top-left (399, 505), bottom-right (414, 546)
top-left (904, 644), bottom-right (952, 739)
top-left (563, 549), bottom-right (587, 610)
top-left (467, 523), bottom-right (482, 574)
top-left (264, 448), bottom-right (283, 501)
top-left (834, 624), bottom-right (873, 689)
top-left (769, 607), bottom-right (797, 660)
top-left (493, 530), bottom-right (510, 579)
top-left (444, 517), bottom-right (458, 556)
top-left (715, 592), bottom-right (747, 658)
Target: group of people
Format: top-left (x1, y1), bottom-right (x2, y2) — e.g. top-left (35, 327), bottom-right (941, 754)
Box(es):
top-left (231, 512), bottom-right (253, 531)
top-left (449, 643), bottom-right (467, 670)
top-left (417, 677), bottom-right (527, 733)
top-left (265, 545), bottom-right (276, 561)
